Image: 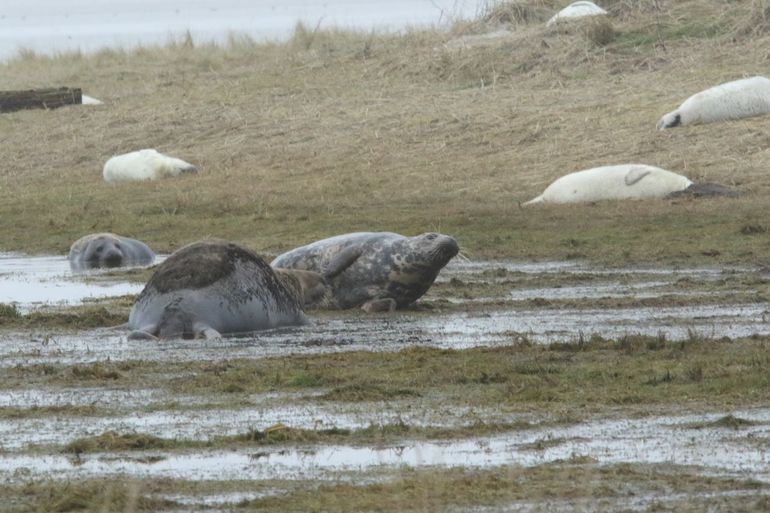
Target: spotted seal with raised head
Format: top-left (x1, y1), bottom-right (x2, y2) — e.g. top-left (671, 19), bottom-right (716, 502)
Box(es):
top-left (271, 232), bottom-right (460, 312)
top-left (68, 232), bottom-right (155, 271)
top-left (128, 240), bottom-right (317, 340)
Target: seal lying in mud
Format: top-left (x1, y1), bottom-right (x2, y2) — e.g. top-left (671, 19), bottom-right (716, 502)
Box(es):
top-left (271, 232), bottom-right (460, 312)
top-left (657, 76), bottom-right (770, 130)
top-left (102, 149), bottom-right (197, 182)
top-left (68, 233), bottom-right (155, 271)
top-left (522, 164), bottom-right (737, 205)
top-left (546, 1), bottom-right (607, 27)
top-left (127, 240), bottom-right (356, 340)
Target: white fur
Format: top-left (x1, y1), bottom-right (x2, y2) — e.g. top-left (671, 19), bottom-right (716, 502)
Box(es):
top-left (81, 94), bottom-right (103, 105)
top-left (546, 1), bottom-right (607, 26)
top-left (657, 76), bottom-right (770, 130)
top-left (523, 164), bottom-right (692, 205)
top-left (102, 149), bottom-right (197, 183)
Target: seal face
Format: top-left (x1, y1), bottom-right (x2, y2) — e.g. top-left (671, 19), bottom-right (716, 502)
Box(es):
top-left (68, 233), bottom-right (155, 271)
top-left (128, 240), bottom-right (307, 339)
top-left (271, 232), bottom-right (460, 310)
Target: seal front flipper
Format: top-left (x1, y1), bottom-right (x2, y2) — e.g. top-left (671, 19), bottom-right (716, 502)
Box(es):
top-left (324, 246), bottom-right (362, 279)
top-left (128, 324), bottom-right (160, 341)
top-left (361, 298), bottom-right (397, 313)
top-left (624, 167), bottom-right (652, 186)
top-left (194, 323), bottom-right (223, 340)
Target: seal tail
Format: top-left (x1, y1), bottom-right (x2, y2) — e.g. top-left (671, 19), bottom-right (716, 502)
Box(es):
top-left (522, 195), bottom-right (545, 206)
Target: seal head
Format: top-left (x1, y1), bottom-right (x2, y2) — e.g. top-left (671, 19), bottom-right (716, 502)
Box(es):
top-left (68, 233), bottom-right (155, 271)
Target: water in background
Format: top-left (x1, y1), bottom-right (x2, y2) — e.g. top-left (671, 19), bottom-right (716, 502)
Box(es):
top-left (0, 0), bottom-right (482, 61)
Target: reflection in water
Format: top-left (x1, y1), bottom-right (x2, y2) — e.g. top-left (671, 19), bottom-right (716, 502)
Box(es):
top-left (0, 253), bottom-right (145, 312)
top-left (0, 409), bottom-right (768, 483)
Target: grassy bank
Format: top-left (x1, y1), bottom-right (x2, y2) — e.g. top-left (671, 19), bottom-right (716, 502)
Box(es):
top-left (2, 1), bottom-right (770, 264)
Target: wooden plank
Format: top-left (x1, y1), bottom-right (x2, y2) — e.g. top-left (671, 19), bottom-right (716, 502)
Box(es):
top-left (0, 87), bottom-right (83, 113)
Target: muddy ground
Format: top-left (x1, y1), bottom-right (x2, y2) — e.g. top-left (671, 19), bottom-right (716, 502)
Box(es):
top-left (1, 255), bottom-right (769, 512)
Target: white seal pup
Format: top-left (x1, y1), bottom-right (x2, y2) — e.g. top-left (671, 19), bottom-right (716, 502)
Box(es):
top-left (546, 1), bottom-right (607, 27)
top-left (81, 94), bottom-right (103, 105)
top-left (271, 232), bottom-right (460, 312)
top-left (657, 76), bottom-right (770, 129)
top-left (128, 240), bottom-right (330, 340)
top-left (523, 164), bottom-right (693, 205)
top-left (68, 233), bottom-right (155, 271)
top-left (103, 149), bottom-right (197, 182)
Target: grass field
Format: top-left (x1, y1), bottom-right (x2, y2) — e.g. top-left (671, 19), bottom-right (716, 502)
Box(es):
top-left (3, 1), bottom-right (770, 511)
top-left (1, 0), bottom-right (770, 264)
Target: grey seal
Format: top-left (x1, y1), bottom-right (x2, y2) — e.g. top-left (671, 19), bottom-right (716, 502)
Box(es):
top-left (128, 240), bottom-right (323, 340)
top-left (68, 233), bottom-right (155, 271)
top-left (271, 232), bottom-right (460, 312)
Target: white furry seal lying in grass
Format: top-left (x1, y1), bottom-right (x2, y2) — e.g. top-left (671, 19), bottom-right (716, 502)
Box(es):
top-left (523, 164), bottom-right (737, 205)
top-left (68, 233), bottom-right (155, 271)
top-left (657, 76), bottom-right (770, 129)
top-left (128, 240), bottom-right (316, 340)
top-left (271, 232), bottom-right (460, 312)
top-left (546, 1), bottom-right (607, 26)
top-left (103, 149), bottom-right (197, 182)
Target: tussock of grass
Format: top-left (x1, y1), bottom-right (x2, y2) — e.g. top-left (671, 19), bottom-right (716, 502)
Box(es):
top-left (0, 404), bottom-right (102, 420)
top-left (63, 431), bottom-right (172, 454)
top-left (4, 479), bottom-right (176, 513)
top-left (0, 305), bottom-right (127, 330)
top-left (244, 463), bottom-right (769, 512)
top-left (56, 420), bottom-right (544, 454)
top-left (685, 414), bottom-right (759, 430)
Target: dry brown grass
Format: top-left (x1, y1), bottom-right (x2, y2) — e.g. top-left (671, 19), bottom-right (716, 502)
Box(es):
top-left (1, 0), bottom-right (770, 264)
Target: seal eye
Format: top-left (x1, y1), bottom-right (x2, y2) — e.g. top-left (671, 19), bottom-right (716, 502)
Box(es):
top-left (426, 234), bottom-right (437, 241)
top-left (95, 245), bottom-right (104, 253)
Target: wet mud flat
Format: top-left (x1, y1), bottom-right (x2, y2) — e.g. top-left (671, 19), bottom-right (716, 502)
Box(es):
top-left (1, 258), bottom-right (770, 511)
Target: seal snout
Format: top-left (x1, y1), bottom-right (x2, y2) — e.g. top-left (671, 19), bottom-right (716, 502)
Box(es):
top-left (102, 250), bottom-right (124, 268)
top-left (425, 234), bottom-right (459, 265)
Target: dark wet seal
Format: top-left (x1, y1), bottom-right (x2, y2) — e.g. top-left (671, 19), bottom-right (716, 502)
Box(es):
top-left (129, 239), bottom-right (309, 339)
top-left (145, 240), bottom-right (274, 294)
top-left (665, 182), bottom-right (741, 199)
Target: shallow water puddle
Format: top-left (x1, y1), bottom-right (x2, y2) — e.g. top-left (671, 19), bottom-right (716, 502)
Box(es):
top-left (0, 398), bottom-right (491, 451)
top-left (2, 299), bottom-right (769, 367)
top-left (0, 253), bottom-right (145, 312)
top-left (2, 409), bottom-right (768, 483)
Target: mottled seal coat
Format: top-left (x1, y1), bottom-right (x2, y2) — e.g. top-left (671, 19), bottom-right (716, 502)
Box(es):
top-left (128, 240), bottom-right (308, 340)
top-left (103, 149), bottom-right (197, 182)
top-left (271, 232), bottom-right (460, 311)
top-left (657, 76), bottom-right (770, 130)
top-left (68, 233), bottom-right (155, 271)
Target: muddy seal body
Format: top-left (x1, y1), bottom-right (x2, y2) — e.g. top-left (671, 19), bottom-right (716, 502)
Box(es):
top-left (271, 232), bottom-right (459, 311)
top-left (68, 233), bottom-right (155, 271)
top-left (128, 240), bottom-right (308, 339)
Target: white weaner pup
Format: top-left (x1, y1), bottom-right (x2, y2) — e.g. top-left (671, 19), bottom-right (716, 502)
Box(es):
top-left (103, 149), bottom-right (198, 182)
top-left (523, 164), bottom-right (693, 205)
top-left (546, 1), bottom-right (607, 27)
top-left (657, 76), bottom-right (770, 130)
